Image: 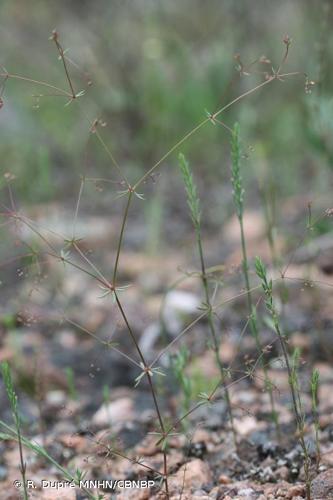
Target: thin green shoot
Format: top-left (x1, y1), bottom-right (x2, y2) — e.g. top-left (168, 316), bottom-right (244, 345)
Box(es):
top-left (255, 258), bottom-right (312, 500)
top-left (171, 347), bottom-right (192, 429)
top-left (231, 123), bottom-right (280, 440)
top-left (311, 368), bottom-right (321, 471)
top-left (1, 361), bottom-right (28, 500)
top-left (0, 419), bottom-right (96, 499)
top-left (179, 152), bottom-right (238, 449)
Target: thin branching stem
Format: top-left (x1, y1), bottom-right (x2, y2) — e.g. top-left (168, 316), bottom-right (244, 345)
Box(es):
top-left (255, 258), bottom-right (312, 499)
top-left (51, 31), bottom-right (76, 98)
top-left (0, 37), bottom-right (309, 500)
top-left (114, 292), bottom-right (169, 497)
top-left (112, 190), bottom-right (133, 286)
top-left (0, 71), bottom-right (72, 97)
top-left (231, 123), bottom-right (280, 440)
top-left (179, 153), bottom-right (238, 448)
top-left (134, 78), bottom-right (275, 190)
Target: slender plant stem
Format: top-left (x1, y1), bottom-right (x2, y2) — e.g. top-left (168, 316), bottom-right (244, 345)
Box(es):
top-left (134, 78), bottom-right (274, 190)
top-left (0, 72), bottom-right (72, 97)
top-left (311, 369), bottom-right (321, 471)
top-left (17, 425), bottom-right (28, 499)
top-left (231, 122), bottom-right (280, 439)
top-left (65, 317), bottom-right (141, 368)
top-left (255, 258), bottom-right (311, 499)
top-left (112, 190), bottom-right (133, 286)
top-left (197, 234), bottom-right (238, 448)
top-left (77, 103), bottom-right (130, 187)
top-left (0, 40), bottom-right (306, 499)
top-left (239, 212), bottom-right (280, 439)
top-left (114, 293), bottom-right (169, 497)
top-left (275, 326), bottom-right (311, 499)
top-left (179, 153), bottom-right (237, 448)
top-left (93, 126), bottom-right (130, 188)
top-left (52, 33), bottom-right (76, 98)
top-left (111, 192), bottom-right (169, 494)
top-left (0, 420), bottom-right (96, 499)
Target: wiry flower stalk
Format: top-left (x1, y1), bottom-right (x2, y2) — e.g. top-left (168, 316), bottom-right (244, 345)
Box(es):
top-left (255, 258), bottom-right (312, 500)
top-left (179, 152), bottom-right (238, 449)
top-left (231, 123), bottom-right (280, 441)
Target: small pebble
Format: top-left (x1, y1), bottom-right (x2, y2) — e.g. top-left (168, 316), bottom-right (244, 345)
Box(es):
top-left (218, 474), bottom-right (231, 484)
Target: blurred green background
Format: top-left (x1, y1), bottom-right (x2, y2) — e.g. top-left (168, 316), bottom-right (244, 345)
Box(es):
top-left (0, 0), bottom-right (332, 212)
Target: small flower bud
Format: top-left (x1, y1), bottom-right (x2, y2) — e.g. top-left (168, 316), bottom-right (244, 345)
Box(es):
top-left (50, 30), bottom-right (58, 42)
top-left (283, 35), bottom-right (292, 46)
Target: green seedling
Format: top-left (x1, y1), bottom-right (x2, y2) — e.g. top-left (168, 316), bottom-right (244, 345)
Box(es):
top-left (231, 123), bottom-right (280, 440)
top-left (255, 258), bottom-right (312, 499)
top-left (179, 152), bottom-right (237, 448)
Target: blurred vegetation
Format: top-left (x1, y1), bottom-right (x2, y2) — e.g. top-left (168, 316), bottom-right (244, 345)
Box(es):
top-left (1, 0), bottom-right (332, 210)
